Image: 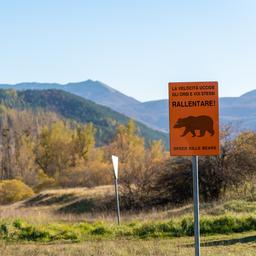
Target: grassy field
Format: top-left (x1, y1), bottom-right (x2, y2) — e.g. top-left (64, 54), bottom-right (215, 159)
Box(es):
top-left (0, 186), bottom-right (256, 255)
top-left (0, 233), bottom-right (256, 256)
top-left (1, 185), bottom-right (256, 223)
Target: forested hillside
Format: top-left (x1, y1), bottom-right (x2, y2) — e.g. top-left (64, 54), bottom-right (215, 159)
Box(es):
top-left (0, 89), bottom-right (168, 146)
top-left (0, 89), bottom-right (169, 199)
top-left (0, 101), bottom-right (167, 197)
top-left (0, 80), bottom-right (140, 113)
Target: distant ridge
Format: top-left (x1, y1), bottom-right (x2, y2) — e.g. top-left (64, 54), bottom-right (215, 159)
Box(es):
top-left (240, 89), bottom-right (256, 98)
top-left (0, 80), bottom-right (140, 110)
top-left (0, 81), bottom-right (256, 132)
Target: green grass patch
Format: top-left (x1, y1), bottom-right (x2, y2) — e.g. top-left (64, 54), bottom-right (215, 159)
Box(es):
top-left (223, 200), bottom-right (256, 213)
top-left (0, 214), bottom-right (256, 242)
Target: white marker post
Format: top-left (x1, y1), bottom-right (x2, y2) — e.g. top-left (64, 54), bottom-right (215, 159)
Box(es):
top-left (112, 155), bottom-right (121, 225)
top-left (192, 156), bottom-right (200, 256)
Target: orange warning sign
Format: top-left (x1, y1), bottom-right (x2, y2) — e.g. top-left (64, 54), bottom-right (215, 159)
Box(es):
top-left (169, 81), bottom-right (219, 156)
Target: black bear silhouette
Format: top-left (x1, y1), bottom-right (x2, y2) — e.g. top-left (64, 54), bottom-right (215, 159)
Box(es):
top-left (173, 115), bottom-right (215, 137)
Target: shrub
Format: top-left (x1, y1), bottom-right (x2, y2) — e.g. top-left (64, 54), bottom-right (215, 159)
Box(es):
top-left (181, 217), bottom-right (194, 236)
top-left (151, 158), bottom-right (193, 205)
top-left (0, 179), bottom-right (34, 204)
top-left (134, 223), bottom-right (158, 238)
top-left (90, 225), bottom-right (112, 236)
top-left (33, 170), bottom-right (56, 192)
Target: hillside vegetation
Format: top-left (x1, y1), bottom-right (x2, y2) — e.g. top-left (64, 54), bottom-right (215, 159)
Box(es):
top-left (0, 89), bottom-right (168, 146)
top-left (0, 97), bottom-right (255, 211)
top-left (0, 99), bottom-right (168, 196)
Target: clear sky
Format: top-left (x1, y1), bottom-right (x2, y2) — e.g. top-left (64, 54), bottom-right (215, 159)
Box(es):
top-left (1, 0), bottom-right (256, 101)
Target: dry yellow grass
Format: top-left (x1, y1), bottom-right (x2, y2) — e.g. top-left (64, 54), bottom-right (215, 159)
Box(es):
top-left (0, 185), bottom-right (115, 223)
top-left (42, 185), bottom-right (113, 197)
top-left (0, 233), bottom-right (256, 256)
top-left (0, 186), bottom-right (256, 224)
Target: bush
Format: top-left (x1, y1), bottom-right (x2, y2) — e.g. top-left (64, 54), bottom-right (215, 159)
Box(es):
top-left (150, 158), bottom-right (193, 206)
top-left (0, 179), bottom-right (34, 204)
top-left (91, 226), bottom-right (112, 236)
top-left (34, 170), bottom-right (57, 192)
top-left (134, 223), bottom-right (158, 238)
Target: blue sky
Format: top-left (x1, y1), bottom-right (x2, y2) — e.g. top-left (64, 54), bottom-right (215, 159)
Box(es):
top-left (1, 0), bottom-right (256, 101)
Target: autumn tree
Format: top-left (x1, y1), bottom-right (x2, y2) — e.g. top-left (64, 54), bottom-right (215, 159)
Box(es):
top-left (108, 120), bottom-right (166, 208)
top-left (35, 121), bottom-right (74, 179)
top-left (72, 123), bottom-right (96, 164)
top-left (13, 134), bottom-right (38, 186)
top-left (58, 123), bottom-right (112, 188)
top-left (0, 110), bottom-right (14, 180)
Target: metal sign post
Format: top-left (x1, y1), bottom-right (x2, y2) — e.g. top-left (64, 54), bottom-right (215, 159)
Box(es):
top-left (112, 155), bottom-right (121, 225)
top-left (192, 156), bottom-right (200, 256)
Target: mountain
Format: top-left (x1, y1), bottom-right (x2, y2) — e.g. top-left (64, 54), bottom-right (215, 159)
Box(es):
top-left (131, 90), bottom-right (256, 132)
top-left (0, 80), bottom-right (170, 131)
top-left (220, 90), bottom-right (256, 131)
top-left (0, 80), bottom-right (140, 111)
top-left (241, 90), bottom-right (256, 98)
top-left (0, 89), bottom-right (169, 147)
top-left (1, 81), bottom-right (256, 132)
top-left (116, 100), bottom-right (170, 132)
top-left (124, 90), bottom-right (256, 132)
top-left (0, 81), bottom-right (159, 130)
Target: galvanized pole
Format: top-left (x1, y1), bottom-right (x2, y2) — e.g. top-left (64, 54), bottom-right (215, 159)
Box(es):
top-left (192, 155), bottom-right (200, 256)
top-left (114, 177), bottom-right (121, 225)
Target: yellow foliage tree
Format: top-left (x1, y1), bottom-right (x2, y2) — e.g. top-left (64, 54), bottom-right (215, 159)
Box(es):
top-left (35, 121), bottom-right (74, 179)
top-left (108, 120), bottom-right (166, 206)
top-left (73, 123), bottom-right (96, 163)
top-left (0, 179), bottom-right (34, 205)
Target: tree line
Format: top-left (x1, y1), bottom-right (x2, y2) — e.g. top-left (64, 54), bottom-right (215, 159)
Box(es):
top-left (0, 104), bottom-right (255, 207)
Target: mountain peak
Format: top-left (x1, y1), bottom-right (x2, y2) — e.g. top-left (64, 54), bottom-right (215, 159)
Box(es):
top-left (75, 80), bottom-right (118, 93)
top-left (240, 89), bottom-right (256, 98)
top-left (94, 80), bottom-right (118, 93)
top-left (63, 80), bottom-right (117, 93)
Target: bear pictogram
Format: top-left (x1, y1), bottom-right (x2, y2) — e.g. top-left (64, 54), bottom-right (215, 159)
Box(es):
top-left (173, 115), bottom-right (215, 137)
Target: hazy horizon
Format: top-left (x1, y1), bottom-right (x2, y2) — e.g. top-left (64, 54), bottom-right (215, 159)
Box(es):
top-left (0, 79), bottom-right (254, 102)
